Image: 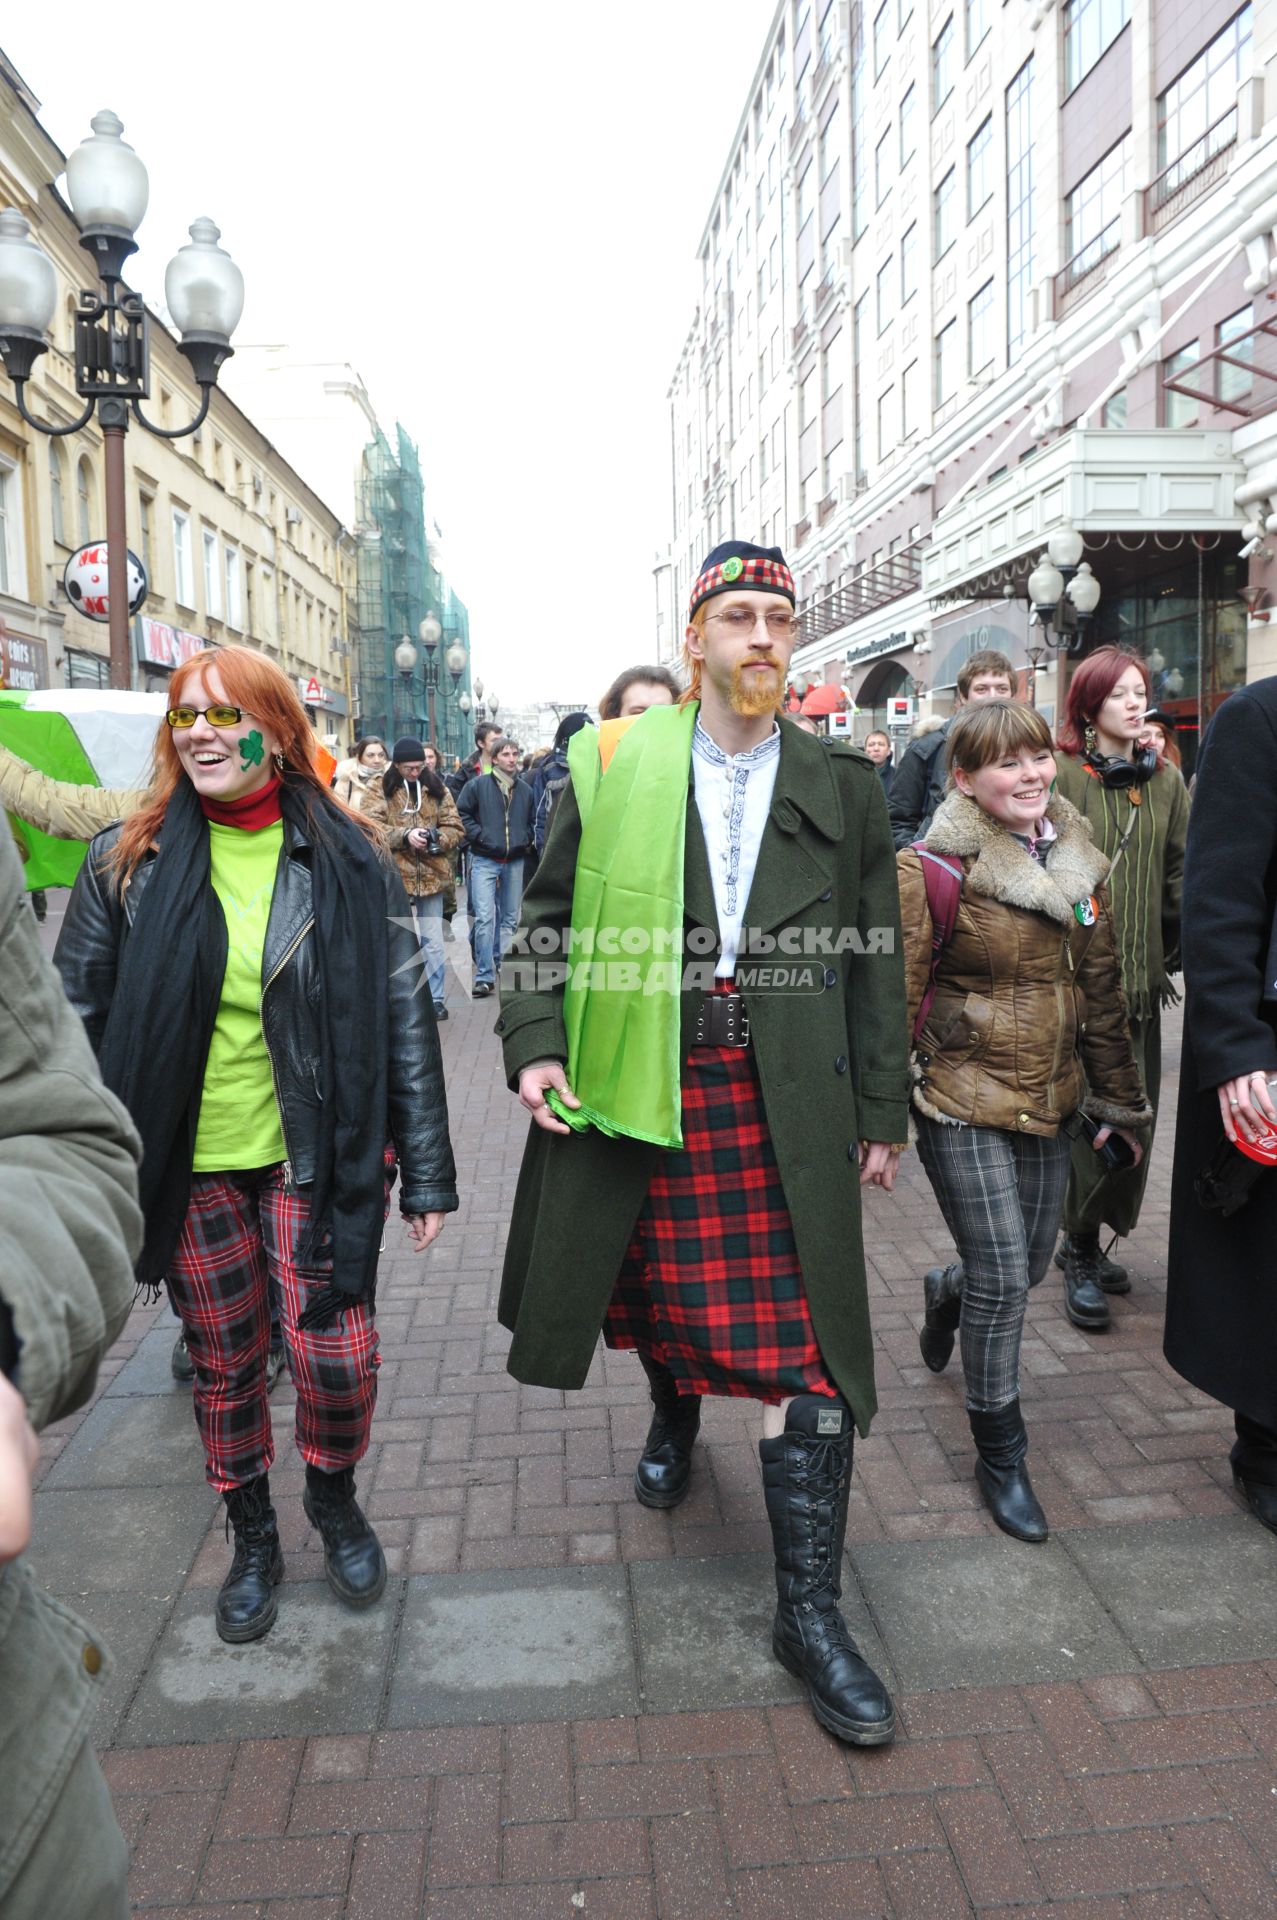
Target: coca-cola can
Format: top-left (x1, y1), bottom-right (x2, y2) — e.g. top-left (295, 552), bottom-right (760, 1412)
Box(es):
top-left (1234, 1076), bottom-right (1277, 1166)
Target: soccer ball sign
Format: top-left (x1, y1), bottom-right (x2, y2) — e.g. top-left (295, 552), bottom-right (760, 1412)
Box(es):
top-left (63, 543), bottom-right (148, 623)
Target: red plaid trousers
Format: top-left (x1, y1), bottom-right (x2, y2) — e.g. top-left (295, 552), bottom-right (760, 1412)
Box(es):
top-left (167, 1163), bottom-right (383, 1491)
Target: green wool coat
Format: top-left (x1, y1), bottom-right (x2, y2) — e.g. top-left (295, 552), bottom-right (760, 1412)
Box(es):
top-left (495, 721), bottom-right (911, 1436)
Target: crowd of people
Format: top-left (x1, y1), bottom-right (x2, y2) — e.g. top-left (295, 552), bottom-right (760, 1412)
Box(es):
top-left (1, 534), bottom-right (1274, 1906)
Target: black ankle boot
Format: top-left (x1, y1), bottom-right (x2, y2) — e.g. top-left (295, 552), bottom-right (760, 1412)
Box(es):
top-left (217, 1475), bottom-right (284, 1643)
top-left (303, 1464), bottom-right (386, 1606)
top-left (760, 1395), bottom-right (896, 1746)
top-left (1054, 1231), bottom-right (1128, 1293)
top-left (1059, 1236), bottom-right (1112, 1330)
top-left (919, 1264), bottom-right (962, 1373)
top-left (634, 1352), bottom-right (701, 1509)
top-left (969, 1401), bottom-right (1048, 1543)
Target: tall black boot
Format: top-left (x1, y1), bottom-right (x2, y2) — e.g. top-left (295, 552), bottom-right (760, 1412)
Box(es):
top-left (303, 1464), bottom-right (387, 1607)
top-left (919, 1264), bottom-right (962, 1373)
top-left (217, 1474), bottom-right (284, 1644)
top-left (760, 1394), bottom-right (896, 1746)
top-left (634, 1351), bottom-right (701, 1509)
top-left (969, 1400), bottom-right (1048, 1543)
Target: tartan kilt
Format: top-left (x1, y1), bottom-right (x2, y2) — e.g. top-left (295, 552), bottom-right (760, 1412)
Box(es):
top-left (604, 1041), bottom-right (835, 1405)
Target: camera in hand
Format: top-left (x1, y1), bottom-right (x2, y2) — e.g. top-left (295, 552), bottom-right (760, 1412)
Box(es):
top-left (1079, 1111), bottom-right (1135, 1171)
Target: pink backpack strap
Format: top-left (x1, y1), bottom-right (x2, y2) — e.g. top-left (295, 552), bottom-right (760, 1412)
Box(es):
top-left (911, 845), bottom-right (963, 1044)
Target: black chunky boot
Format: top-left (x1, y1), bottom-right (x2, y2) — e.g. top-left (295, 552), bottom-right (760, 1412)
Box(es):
top-left (1059, 1235), bottom-right (1111, 1330)
top-left (1055, 1231), bottom-right (1128, 1294)
top-left (217, 1475), bottom-right (284, 1643)
top-left (303, 1464), bottom-right (387, 1606)
top-left (761, 1395), bottom-right (896, 1746)
top-left (919, 1264), bottom-right (962, 1373)
top-left (969, 1401), bottom-right (1048, 1543)
top-left (634, 1352), bottom-right (701, 1509)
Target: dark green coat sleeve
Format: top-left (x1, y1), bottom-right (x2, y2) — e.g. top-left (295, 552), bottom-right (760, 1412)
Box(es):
top-left (497, 781), bottom-right (581, 1088)
top-left (845, 762), bottom-right (911, 1143)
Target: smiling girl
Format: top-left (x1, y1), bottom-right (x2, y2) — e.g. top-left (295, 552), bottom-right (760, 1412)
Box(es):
top-left (897, 701), bottom-right (1149, 1541)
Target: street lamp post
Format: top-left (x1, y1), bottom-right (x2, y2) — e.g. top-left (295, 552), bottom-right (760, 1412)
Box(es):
top-left (415, 615), bottom-right (470, 756)
top-left (393, 636), bottom-right (417, 734)
top-left (1026, 525), bottom-right (1102, 658)
top-left (0, 112), bottom-right (244, 689)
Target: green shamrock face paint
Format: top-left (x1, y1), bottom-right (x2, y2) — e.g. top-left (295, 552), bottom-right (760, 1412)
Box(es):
top-left (239, 730), bottom-right (265, 770)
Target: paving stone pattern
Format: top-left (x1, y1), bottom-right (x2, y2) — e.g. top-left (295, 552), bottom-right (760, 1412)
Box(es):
top-left (27, 903), bottom-right (1277, 1913)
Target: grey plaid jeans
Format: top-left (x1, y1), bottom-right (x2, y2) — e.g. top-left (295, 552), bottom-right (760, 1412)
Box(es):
top-left (914, 1114), bottom-right (1072, 1413)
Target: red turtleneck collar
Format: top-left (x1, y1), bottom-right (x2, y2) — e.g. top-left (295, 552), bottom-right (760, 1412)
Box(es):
top-left (199, 772), bottom-right (283, 831)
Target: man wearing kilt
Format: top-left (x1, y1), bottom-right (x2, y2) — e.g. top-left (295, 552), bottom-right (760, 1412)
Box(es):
top-left (495, 542), bottom-right (910, 1745)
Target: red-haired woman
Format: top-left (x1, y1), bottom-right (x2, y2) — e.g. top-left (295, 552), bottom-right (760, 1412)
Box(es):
top-left (54, 647), bottom-right (458, 1643)
top-left (1052, 646), bottom-right (1189, 1328)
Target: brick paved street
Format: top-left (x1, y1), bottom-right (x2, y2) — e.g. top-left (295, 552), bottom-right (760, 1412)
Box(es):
top-left (30, 898), bottom-right (1277, 1916)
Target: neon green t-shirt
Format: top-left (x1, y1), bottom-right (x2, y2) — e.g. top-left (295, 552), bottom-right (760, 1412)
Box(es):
top-left (192, 819), bottom-right (289, 1173)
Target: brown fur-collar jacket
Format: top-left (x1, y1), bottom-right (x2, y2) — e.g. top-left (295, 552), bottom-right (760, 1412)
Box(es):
top-left (362, 780), bottom-right (464, 900)
top-left (897, 790), bottom-right (1151, 1138)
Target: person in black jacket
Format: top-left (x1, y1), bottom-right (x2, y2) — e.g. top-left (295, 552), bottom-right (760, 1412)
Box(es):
top-left (863, 729), bottom-right (895, 799)
top-left (888, 649), bottom-right (1014, 849)
top-left (1164, 678), bottom-right (1277, 1534)
top-left (54, 647), bottom-right (459, 1644)
top-left (457, 735), bottom-right (536, 997)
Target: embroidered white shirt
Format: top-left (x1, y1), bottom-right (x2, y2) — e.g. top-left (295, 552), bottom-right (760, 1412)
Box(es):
top-left (691, 719), bottom-right (782, 978)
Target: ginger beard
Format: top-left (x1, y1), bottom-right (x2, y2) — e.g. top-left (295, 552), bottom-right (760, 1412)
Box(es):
top-left (728, 654), bottom-right (784, 717)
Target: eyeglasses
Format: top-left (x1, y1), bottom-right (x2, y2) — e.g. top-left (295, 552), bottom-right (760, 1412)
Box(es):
top-left (706, 606), bottom-right (799, 639)
top-left (165, 705), bottom-right (246, 729)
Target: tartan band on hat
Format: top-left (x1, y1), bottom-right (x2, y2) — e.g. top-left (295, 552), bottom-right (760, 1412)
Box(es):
top-left (689, 541), bottom-right (795, 621)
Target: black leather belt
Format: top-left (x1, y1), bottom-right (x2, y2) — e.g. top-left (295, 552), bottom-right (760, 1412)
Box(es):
top-left (692, 991), bottom-right (750, 1048)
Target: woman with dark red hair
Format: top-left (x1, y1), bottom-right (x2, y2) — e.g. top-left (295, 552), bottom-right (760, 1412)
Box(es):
top-left (1052, 646), bottom-right (1189, 1328)
top-left (54, 647), bottom-right (458, 1644)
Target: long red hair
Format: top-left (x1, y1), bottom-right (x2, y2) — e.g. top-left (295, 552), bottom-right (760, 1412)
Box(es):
top-left (113, 645), bottom-right (379, 878)
top-left (1056, 646), bottom-right (1162, 765)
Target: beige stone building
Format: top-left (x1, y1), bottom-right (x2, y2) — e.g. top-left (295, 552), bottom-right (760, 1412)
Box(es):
top-left (0, 52), bottom-right (356, 744)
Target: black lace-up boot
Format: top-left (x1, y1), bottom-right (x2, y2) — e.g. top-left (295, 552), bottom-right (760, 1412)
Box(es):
top-left (634, 1352), bottom-right (702, 1509)
top-left (969, 1399), bottom-right (1048, 1543)
top-left (1059, 1235), bottom-right (1111, 1330)
top-left (303, 1464), bottom-right (387, 1607)
top-left (919, 1264), bottom-right (963, 1372)
top-left (760, 1394), bottom-right (896, 1746)
top-left (217, 1475), bottom-right (284, 1643)
top-left (1055, 1230), bottom-right (1129, 1294)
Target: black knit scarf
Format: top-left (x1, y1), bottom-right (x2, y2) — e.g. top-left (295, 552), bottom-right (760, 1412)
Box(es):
top-left (97, 775), bottom-right (390, 1328)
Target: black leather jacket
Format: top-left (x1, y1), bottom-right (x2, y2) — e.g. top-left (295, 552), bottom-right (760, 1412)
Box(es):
top-left (54, 818), bottom-right (458, 1217)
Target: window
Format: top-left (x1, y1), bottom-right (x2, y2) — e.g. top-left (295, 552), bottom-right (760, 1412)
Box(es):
top-left (64, 646), bottom-right (110, 690)
top-left (224, 546), bottom-right (243, 629)
top-left (877, 257), bottom-right (894, 334)
top-left (76, 457), bottom-right (93, 545)
top-left (898, 0), bottom-right (912, 26)
top-left (902, 359), bottom-right (919, 439)
top-left (821, 100), bottom-right (840, 181)
top-left (797, 160), bottom-right (813, 230)
top-left (258, 564), bottom-right (275, 638)
top-left (138, 493), bottom-right (153, 580)
top-left (1101, 387), bottom-right (1127, 427)
top-left (203, 528), bottom-right (221, 618)
top-left (901, 222), bottom-right (918, 303)
top-left (851, 19), bottom-right (868, 238)
top-left (934, 168), bottom-right (956, 258)
top-left (1006, 57), bottom-right (1035, 361)
top-left (1064, 134), bottom-right (1129, 274)
top-left (1064, 0), bottom-right (1130, 94)
top-left (878, 387), bottom-right (896, 460)
top-left (852, 294), bottom-right (867, 477)
top-left (968, 279), bottom-right (994, 374)
top-left (874, 0), bottom-right (890, 77)
top-left (48, 444), bottom-right (65, 546)
top-left (172, 509), bottom-right (193, 606)
top-left (875, 129), bottom-right (892, 206)
top-left (932, 15), bottom-right (954, 112)
top-left (967, 116), bottom-right (992, 217)
top-left (965, 0), bottom-right (989, 58)
top-left (1163, 340), bottom-right (1200, 427)
top-left (895, 86), bottom-right (915, 171)
top-left (1156, 7), bottom-right (1252, 187)
top-left (0, 466), bottom-right (11, 593)
top-left (819, 0), bottom-right (838, 64)
top-left (935, 320), bottom-right (959, 406)
top-left (1217, 303), bottom-right (1254, 404)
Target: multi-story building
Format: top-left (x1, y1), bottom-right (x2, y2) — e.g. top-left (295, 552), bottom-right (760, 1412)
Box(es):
top-left (0, 51), bottom-right (356, 746)
top-left (668, 0), bottom-right (1277, 765)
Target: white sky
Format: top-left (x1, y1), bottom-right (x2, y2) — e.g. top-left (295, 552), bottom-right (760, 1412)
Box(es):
top-left (4, 0), bottom-right (777, 707)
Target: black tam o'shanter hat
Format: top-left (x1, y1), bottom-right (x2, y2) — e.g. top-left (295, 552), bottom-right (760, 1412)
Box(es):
top-left (688, 541), bottom-right (795, 621)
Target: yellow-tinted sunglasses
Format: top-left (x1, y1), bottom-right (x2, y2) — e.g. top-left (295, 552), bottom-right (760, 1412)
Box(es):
top-left (165, 705), bottom-right (245, 729)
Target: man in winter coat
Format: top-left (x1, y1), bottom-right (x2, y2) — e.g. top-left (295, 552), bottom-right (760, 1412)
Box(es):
top-left (0, 824), bottom-right (144, 1919)
top-left (457, 736), bottom-right (536, 996)
top-left (532, 711), bottom-right (591, 856)
top-left (887, 649), bottom-right (1014, 848)
top-left (1164, 677), bottom-right (1277, 1533)
top-left (496, 540), bottom-right (910, 1748)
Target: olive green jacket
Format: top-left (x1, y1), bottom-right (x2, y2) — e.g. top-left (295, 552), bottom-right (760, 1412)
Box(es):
top-left (496, 722), bottom-right (910, 1435)
top-left (0, 827), bottom-right (143, 1909)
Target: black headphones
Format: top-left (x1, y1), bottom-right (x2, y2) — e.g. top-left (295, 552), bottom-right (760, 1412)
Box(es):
top-left (1082, 743), bottom-right (1158, 790)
